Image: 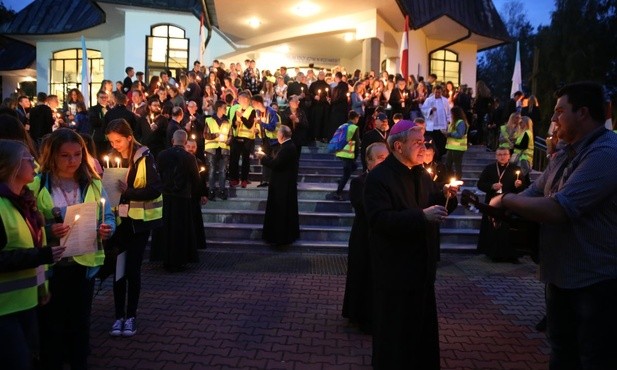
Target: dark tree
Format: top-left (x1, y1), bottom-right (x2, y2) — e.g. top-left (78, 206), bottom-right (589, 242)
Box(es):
top-left (477, 0), bottom-right (535, 105)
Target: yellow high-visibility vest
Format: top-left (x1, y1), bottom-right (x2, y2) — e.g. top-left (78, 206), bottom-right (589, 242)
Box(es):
top-left (445, 119), bottom-right (469, 151)
top-left (0, 197), bottom-right (49, 316)
top-left (336, 124), bottom-right (358, 159)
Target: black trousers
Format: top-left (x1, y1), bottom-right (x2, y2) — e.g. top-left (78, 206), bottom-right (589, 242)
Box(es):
top-left (0, 308), bottom-right (38, 370)
top-left (372, 286), bottom-right (440, 370)
top-left (429, 130), bottom-right (447, 161)
top-left (111, 222), bottom-right (150, 319)
top-left (229, 138), bottom-right (254, 181)
top-left (38, 264), bottom-right (95, 370)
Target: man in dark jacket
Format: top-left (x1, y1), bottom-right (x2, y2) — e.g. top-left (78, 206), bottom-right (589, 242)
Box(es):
top-left (28, 93), bottom-right (56, 145)
top-left (360, 112), bottom-right (389, 171)
top-left (105, 92), bottom-right (137, 135)
top-left (364, 120), bottom-right (459, 369)
top-left (89, 91), bottom-right (110, 157)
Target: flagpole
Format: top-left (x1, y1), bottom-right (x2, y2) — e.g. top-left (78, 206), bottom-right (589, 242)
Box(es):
top-left (510, 41), bottom-right (522, 97)
top-left (399, 16), bottom-right (409, 79)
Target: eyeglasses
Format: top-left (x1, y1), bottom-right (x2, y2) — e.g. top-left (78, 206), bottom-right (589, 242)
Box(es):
top-left (22, 156), bottom-right (35, 166)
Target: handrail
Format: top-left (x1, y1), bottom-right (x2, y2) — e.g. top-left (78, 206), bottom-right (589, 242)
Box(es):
top-left (533, 136), bottom-right (548, 171)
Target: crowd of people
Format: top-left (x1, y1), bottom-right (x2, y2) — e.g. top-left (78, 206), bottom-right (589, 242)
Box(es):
top-left (1, 55), bottom-right (616, 369)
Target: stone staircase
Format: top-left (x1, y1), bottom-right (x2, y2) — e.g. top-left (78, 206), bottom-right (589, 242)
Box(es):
top-left (202, 144), bottom-right (504, 252)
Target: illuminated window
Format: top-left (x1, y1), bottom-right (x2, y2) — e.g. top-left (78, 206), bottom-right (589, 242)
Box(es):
top-left (146, 24), bottom-right (189, 80)
top-left (429, 49), bottom-right (460, 87)
top-left (49, 49), bottom-right (104, 106)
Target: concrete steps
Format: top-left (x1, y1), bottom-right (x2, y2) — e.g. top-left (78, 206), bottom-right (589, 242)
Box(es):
top-left (203, 144), bottom-right (535, 253)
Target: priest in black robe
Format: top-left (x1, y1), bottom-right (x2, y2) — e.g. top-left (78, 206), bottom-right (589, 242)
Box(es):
top-left (364, 121), bottom-right (459, 369)
top-left (257, 125), bottom-right (300, 246)
top-left (476, 147), bottom-right (529, 261)
top-left (342, 142), bottom-right (389, 334)
top-left (151, 130), bottom-right (201, 271)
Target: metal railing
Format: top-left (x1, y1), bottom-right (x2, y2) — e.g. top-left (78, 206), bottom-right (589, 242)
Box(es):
top-left (533, 136), bottom-right (548, 172)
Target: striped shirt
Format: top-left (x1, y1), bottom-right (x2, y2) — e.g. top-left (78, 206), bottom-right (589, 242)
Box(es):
top-left (522, 127), bottom-right (617, 288)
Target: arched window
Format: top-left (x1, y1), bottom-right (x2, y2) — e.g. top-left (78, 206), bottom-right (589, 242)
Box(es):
top-left (429, 49), bottom-right (460, 88)
top-left (50, 49), bottom-right (104, 106)
top-left (146, 24), bottom-right (189, 81)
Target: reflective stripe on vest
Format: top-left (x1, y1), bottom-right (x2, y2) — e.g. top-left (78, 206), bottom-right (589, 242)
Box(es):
top-left (0, 269), bottom-right (52, 294)
top-left (127, 157), bottom-right (163, 222)
top-left (445, 119), bottom-right (469, 151)
top-left (0, 197), bottom-right (48, 316)
top-left (336, 124), bottom-right (358, 159)
top-left (204, 117), bottom-right (231, 151)
top-left (29, 176), bottom-right (106, 267)
top-left (513, 129), bottom-right (534, 163)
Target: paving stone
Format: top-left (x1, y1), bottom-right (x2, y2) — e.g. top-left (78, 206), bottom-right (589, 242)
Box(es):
top-left (87, 252), bottom-right (549, 369)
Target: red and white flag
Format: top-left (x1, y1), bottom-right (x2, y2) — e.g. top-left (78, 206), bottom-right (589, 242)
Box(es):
top-left (399, 15), bottom-right (409, 79)
top-left (199, 12), bottom-right (205, 65)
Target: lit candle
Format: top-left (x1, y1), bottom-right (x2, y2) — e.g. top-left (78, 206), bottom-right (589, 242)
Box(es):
top-left (104, 155), bottom-right (110, 169)
top-left (115, 157), bottom-right (121, 168)
top-left (301, 87), bottom-right (304, 92)
top-left (325, 87), bottom-right (329, 96)
top-left (61, 214), bottom-right (81, 247)
top-left (260, 90), bottom-right (264, 95)
top-left (318, 89), bottom-right (321, 96)
top-left (191, 134), bottom-right (196, 140)
top-left (100, 198), bottom-right (106, 224)
top-left (255, 145), bottom-right (264, 155)
top-left (515, 170), bottom-right (520, 181)
top-left (445, 177), bottom-right (464, 208)
top-left (200, 166), bottom-right (206, 173)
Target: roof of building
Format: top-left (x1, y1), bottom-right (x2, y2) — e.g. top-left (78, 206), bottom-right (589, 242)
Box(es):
top-left (0, 36), bottom-right (36, 70)
top-left (0, 0), bottom-right (217, 35)
top-left (398, 0), bottom-right (511, 42)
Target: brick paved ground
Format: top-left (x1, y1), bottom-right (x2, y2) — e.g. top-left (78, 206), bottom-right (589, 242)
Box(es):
top-left (88, 251), bottom-right (549, 369)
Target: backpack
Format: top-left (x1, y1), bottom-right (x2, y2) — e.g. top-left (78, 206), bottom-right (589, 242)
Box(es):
top-left (327, 123), bottom-right (350, 153)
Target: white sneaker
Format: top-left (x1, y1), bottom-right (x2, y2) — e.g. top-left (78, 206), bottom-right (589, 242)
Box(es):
top-left (122, 317), bottom-right (137, 337)
top-left (109, 319), bottom-right (124, 336)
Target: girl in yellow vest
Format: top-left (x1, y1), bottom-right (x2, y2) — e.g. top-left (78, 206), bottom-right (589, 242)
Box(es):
top-left (0, 140), bottom-right (65, 369)
top-left (32, 128), bottom-right (116, 369)
top-left (498, 112), bottom-right (521, 150)
top-left (445, 106), bottom-right (469, 179)
top-left (105, 119), bottom-right (163, 338)
top-left (512, 116), bottom-right (534, 176)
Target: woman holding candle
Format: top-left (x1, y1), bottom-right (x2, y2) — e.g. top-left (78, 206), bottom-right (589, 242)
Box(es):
top-left (0, 139), bottom-right (65, 369)
top-left (445, 106), bottom-right (470, 180)
top-left (105, 119), bottom-right (162, 338)
top-left (29, 128), bottom-right (115, 369)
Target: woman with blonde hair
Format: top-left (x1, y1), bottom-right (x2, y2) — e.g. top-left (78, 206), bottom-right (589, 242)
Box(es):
top-left (512, 116), bottom-right (534, 175)
top-left (0, 139), bottom-right (64, 369)
top-left (32, 128), bottom-right (115, 368)
top-left (105, 119), bottom-right (162, 338)
top-left (499, 112), bottom-right (521, 150)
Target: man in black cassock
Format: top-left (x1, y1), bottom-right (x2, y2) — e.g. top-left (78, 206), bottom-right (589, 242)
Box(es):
top-left (342, 142), bottom-right (389, 334)
top-left (257, 125), bottom-right (300, 246)
top-left (151, 130), bottom-right (201, 272)
top-left (476, 147), bottom-right (529, 261)
top-left (364, 121), bottom-right (459, 369)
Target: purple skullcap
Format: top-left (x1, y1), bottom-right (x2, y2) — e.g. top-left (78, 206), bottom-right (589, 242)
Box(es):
top-left (389, 119), bottom-right (416, 136)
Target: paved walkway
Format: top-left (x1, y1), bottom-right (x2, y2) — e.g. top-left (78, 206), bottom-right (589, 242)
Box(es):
top-left (89, 251), bottom-right (549, 369)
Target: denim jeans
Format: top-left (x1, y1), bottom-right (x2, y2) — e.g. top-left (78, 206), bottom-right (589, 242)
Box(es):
top-left (207, 150), bottom-right (229, 190)
top-left (546, 279), bottom-right (617, 370)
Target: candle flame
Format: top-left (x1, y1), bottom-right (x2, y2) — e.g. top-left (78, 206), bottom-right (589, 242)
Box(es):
top-left (74, 214), bottom-right (80, 222)
top-left (101, 198), bottom-right (106, 205)
top-left (103, 155), bottom-right (109, 161)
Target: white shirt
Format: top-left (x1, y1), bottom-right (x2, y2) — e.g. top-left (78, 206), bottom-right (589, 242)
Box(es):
top-left (421, 96), bottom-right (451, 131)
